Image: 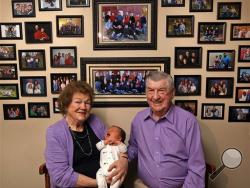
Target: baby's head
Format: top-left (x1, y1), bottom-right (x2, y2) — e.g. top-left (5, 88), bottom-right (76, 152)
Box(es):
top-left (104, 125), bottom-right (126, 145)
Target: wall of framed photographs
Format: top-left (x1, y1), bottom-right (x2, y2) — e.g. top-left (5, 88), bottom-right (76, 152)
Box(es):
top-left (0, 0), bottom-right (250, 188)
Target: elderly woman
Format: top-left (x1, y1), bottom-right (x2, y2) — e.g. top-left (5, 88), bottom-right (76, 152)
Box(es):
top-left (45, 81), bottom-right (127, 188)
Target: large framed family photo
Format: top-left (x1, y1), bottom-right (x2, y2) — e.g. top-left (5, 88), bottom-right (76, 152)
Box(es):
top-left (174, 75), bottom-right (201, 96)
top-left (12, 0), bottom-right (36, 17)
top-left (50, 73), bottom-right (77, 94)
top-left (80, 57), bottom-right (170, 107)
top-left (93, 0), bottom-right (157, 50)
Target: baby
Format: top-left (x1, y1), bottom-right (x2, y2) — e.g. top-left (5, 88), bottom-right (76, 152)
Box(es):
top-left (96, 125), bottom-right (127, 188)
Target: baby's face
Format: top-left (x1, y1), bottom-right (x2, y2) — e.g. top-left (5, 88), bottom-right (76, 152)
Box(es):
top-left (104, 127), bottom-right (121, 145)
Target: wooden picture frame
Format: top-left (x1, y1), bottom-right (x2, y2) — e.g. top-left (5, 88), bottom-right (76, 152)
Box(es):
top-left (161, 0), bottom-right (185, 7)
top-left (189, 0), bottom-right (213, 12)
top-left (12, 0), bottom-right (36, 17)
top-left (3, 104), bottom-right (26, 120)
top-left (38, 0), bottom-right (62, 11)
top-left (238, 45), bottom-right (250, 62)
top-left (228, 106), bottom-right (250, 122)
top-left (0, 84), bottom-right (19, 100)
top-left (174, 75), bottom-right (201, 96)
top-left (0, 64), bottom-right (18, 80)
top-left (28, 102), bottom-right (50, 118)
top-left (237, 67), bottom-right (250, 83)
top-left (201, 103), bottom-right (225, 120)
top-left (20, 76), bottom-right (47, 96)
top-left (175, 100), bottom-right (197, 116)
top-left (175, 47), bottom-right (202, 68)
top-left (235, 87), bottom-right (250, 103)
top-left (66, 0), bottom-right (90, 7)
top-left (230, 23), bottom-right (250, 40)
top-left (217, 2), bottom-right (241, 20)
top-left (50, 73), bottom-right (77, 94)
top-left (0, 44), bottom-right (16, 60)
top-left (0, 22), bottom-right (23, 40)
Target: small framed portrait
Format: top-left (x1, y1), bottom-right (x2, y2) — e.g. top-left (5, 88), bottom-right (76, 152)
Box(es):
top-left (189, 0), bottom-right (213, 12)
top-left (235, 87), bottom-right (250, 103)
top-left (0, 64), bottom-right (18, 80)
top-left (56, 15), bottom-right (84, 37)
top-left (206, 77), bottom-right (234, 98)
top-left (217, 2), bottom-right (241, 20)
top-left (53, 98), bottom-right (60, 113)
top-left (230, 23), bottom-right (250, 40)
top-left (174, 75), bottom-right (201, 96)
top-left (50, 46), bottom-right (77, 68)
top-left (25, 22), bottom-right (52, 43)
top-left (12, 0), bottom-right (36, 17)
top-left (207, 50), bottom-right (235, 71)
top-left (51, 73), bottom-right (77, 94)
top-left (237, 67), bottom-right (250, 83)
top-left (201, 103), bottom-right (225, 120)
top-left (20, 76), bottom-right (47, 96)
top-left (66, 0), bottom-right (90, 7)
top-left (28, 102), bottom-right (50, 118)
top-left (0, 44), bottom-right (16, 60)
top-left (3, 104), bottom-right (26, 120)
top-left (39, 0), bottom-right (62, 11)
top-left (0, 84), bottom-right (19, 100)
top-left (198, 22), bottom-right (226, 44)
top-left (228, 106), bottom-right (250, 122)
top-left (175, 100), bottom-right (197, 116)
top-left (18, 50), bottom-right (46, 71)
top-left (0, 23), bottom-right (22, 40)
top-left (166, 15), bottom-right (194, 37)
top-left (161, 0), bottom-right (185, 7)
top-left (238, 45), bottom-right (250, 62)
top-left (175, 47), bottom-right (202, 68)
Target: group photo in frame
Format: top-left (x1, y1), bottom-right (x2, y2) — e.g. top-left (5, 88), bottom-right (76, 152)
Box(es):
top-left (206, 77), bottom-right (234, 98)
top-left (80, 57), bottom-right (170, 107)
top-left (3, 104), bottom-right (26, 120)
top-left (38, 0), bottom-right (62, 11)
top-left (228, 106), bottom-right (250, 122)
top-left (238, 45), bottom-right (250, 62)
top-left (51, 73), bottom-right (77, 94)
top-left (0, 44), bottom-right (16, 60)
top-left (175, 47), bottom-right (202, 68)
top-left (161, 0), bottom-right (185, 7)
top-left (175, 100), bottom-right (197, 116)
top-left (53, 98), bottom-right (60, 113)
top-left (230, 23), bottom-right (250, 40)
top-left (0, 22), bottom-right (22, 40)
top-left (28, 102), bottom-right (50, 118)
top-left (0, 84), bottom-right (19, 100)
top-left (237, 67), bottom-right (250, 83)
top-left (217, 2), bottom-right (241, 20)
top-left (25, 21), bottom-right (52, 43)
top-left (93, 0), bottom-right (157, 50)
top-left (198, 22), bottom-right (226, 44)
top-left (0, 64), bottom-right (18, 80)
top-left (18, 50), bottom-right (46, 71)
top-left (20, 76), bottom-right (47, 96)
top-left (206, 50), bottom-right (235, 71)
top-left (12, 0), bottom-right (36, 17)
top-left (235, 87), bottom-right (250, 103)
top-left (201, 103), bottom-right (225, 120)
top-left (166, 15), bottom-right (194, 37)
top-left (189, 0), bottom-right (213, 12)
top-left (66, 0), bottom-right (90, 7)
top-left (174, 75), bottom-right (201, 96)
top-left (56, 15), bottom-right (84, 37)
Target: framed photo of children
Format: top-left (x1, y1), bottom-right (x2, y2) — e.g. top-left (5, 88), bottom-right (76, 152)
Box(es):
top-left (201, 103), bottom-right (225, 120)
top-left (217, 2), bottom-right (241, 20)
top-left (189, 0), bottom-right (213, 12)
top-left (238, 45), bottom-right (250, 62)
top-left (3, 104), bottom-right (26, 120)
top-left (66, 0), bottom-right (90, 7)
top-left (161, 0), bottom-right (185, 7)
top-left (198, 22), bottom-right (226, 44)
top-left (0, 84), bottom-right (19, 100)
top-left (50, 73), bottom-right (77, 94)
top-left (174, 75), bottom-right (201, 96)
top-left (28, 102), bottom-right (50, 118)
top-left (0, 23), bottom-right (22, 40)
top-left (175, 47), bottom-right (202, 68)
top-left (93, 0), bottom-right (157, 50)
top-left (230, 23), bottom-right (250, 40)
top-left (166, 15), bottom-right (194, 37)
top-left (175, 100), bottom-right (197, 116)
top-left (12, 0), bottom-right (36, 17)
top-left (0, 44), bottom-right (16, 60)
top-left (56, 15), bottom-right (84, 37)
top-left (0, 64), bottom-right (18, 80)
top-left (20, 76), bottom-right (47, 96)
top-left (25, 22), bottom-right (52, 43)
top-left (237, 67), bottom-right (250, 83)
top-left (228, 106), bottom-right (250, 122)
top-left (18, 50), bottom-right (46, 71)
top-left (39, 0), bottom-right (62, 11)
top-left (206, 77), bottom-right (234, 98)
top-left (207, 50), bottom-right (235, 71)
top-left (235, 87), bottom-right (250, 103)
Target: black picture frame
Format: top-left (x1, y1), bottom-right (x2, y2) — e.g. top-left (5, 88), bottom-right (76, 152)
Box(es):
top-left (201, 103), bottom-right (225, 120)
top-left (230, 23), bottom-right (250, 40)
top-left (50, 73), bottom-right (77, 94)
top-left (28, 102), bottom-right (50, 118)
top-left (66, 0), bottom-right (90, 7)
top-left (198, 22), bottom-right (226, 44)
top-left (175, 47), bottom-right (202, 68)
top-left (175, 100), bottom-right (197, 116)
top-left (0, 64), bottom-right (18, 80)
top-left (237, 67), bottom-right (250, 83)
top-left (12, 0), bottom-right (36, 17)
top-left (228, 106), bottom-right (250, 122)
top-left (217, 2), bottom-right (241, 20)
top-left (0, 22), bottom-right (23, 40)
top-left (56, 15), bottom-right (84, 37)
top-left (206, 50), bottom-right (235, 71)
top-left (0, 84), bottom-right (19, 100)
top-left (18, 49), bottom-right (46, 71)
top-left (93, 0), bottom-right (157, 50)
top-left (161, 0), bottom-right (185, 7)
top-left (166, 15), bottom-right (194, 37)
top-left (0, 44), bottom-right (16, 60)
top-left (174, 75), bottom-right (201, 96)
top-left (206, 77), bottom-right (234, 98)
top-left (80, 57), bottom-right (170, 107)
top-left (53, 98), bottom-right (60, 113)
top-left (238, 45), bottom-right (250, 62)
top-left (25, 21), bottom-right (52, 43)
top-left (235, 87), bottom-right (250, 103)
top-left (20, 76), bottom-right (47, 96)
top-left (3, 104), bottom-right (26, 120)
top-left (39, 0), bottom-right (62, 11)
top-left (189, 0), bottom-right (213, 12)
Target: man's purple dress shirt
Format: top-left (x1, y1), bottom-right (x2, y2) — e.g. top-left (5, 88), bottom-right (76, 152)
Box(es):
top-left (128, 105), bottom-right (205, 188)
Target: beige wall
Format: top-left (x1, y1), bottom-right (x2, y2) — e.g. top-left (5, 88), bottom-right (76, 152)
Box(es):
top-left (0, 0), bottom-right (249, 188)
